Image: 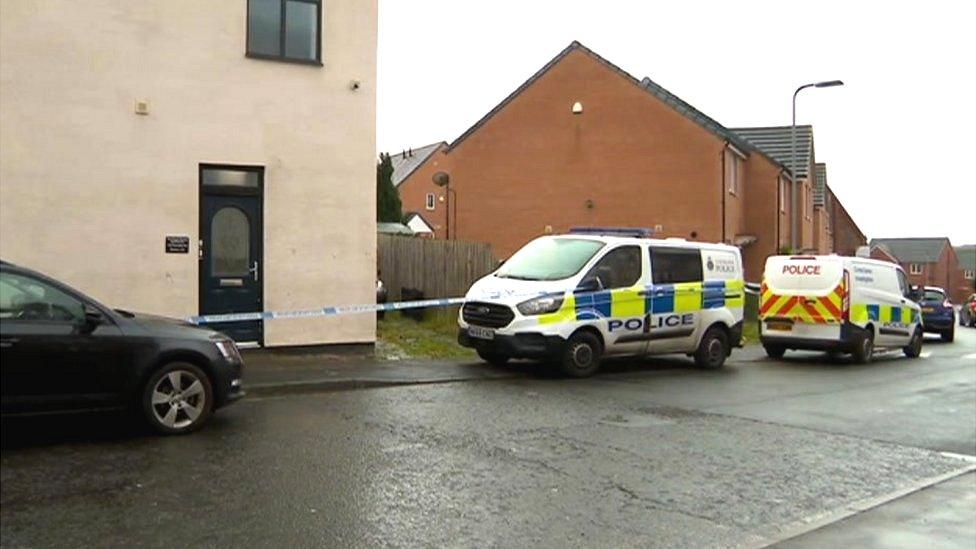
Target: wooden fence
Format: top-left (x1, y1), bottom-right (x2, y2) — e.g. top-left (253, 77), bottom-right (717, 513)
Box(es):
top-left (378, 235), bottom-right (499, 300)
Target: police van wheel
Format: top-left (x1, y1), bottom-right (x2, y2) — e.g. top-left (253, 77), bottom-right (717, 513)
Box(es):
top-left (903, 328), bottom-right (923, 358)
top-left (852, 331), bottom-right (874, 364)
top-left (764, 345), bottom-right (786, 359)
top-left (477, 350), bottom-right (510, 367)
top-left (560, 331), bottom-right (602, 378)
top-left (695, 327), bottom-right (728, 369)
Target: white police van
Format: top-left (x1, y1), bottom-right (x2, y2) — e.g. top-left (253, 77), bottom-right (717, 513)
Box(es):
top-left (759, 255), bottom-right (924, 363)
top-left (458, 228), bottom-right (745, 376)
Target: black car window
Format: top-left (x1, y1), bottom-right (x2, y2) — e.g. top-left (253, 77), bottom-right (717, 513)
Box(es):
top-left (650, 247), bottom-right (703, 284)
top-left (581, 246), bottom-right (642, 290)
top-left (0, 271), bottom-right (85, 323)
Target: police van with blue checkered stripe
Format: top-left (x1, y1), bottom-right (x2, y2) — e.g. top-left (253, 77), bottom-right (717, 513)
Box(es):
top-left (458, 228), bottom-right (745, 376)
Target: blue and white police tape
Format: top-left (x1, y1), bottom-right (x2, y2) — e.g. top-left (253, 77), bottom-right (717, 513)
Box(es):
top-left (188, 296), bottom-right (468, 325)
top-left (187, 282), bottom-right (763, 325)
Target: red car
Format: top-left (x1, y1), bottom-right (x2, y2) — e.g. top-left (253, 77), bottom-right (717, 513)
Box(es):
top-left (960, 293), bottom-right (976, 327)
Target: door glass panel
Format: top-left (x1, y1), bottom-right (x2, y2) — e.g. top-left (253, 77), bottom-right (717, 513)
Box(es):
top-left (211, 207), bottom-right (250, 277)
top-left (202, 168), bottom-right (260, 188)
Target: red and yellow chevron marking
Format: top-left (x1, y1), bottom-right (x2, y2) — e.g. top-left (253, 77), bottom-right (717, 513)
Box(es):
top-left (760, 280), bottom-right (846, 324)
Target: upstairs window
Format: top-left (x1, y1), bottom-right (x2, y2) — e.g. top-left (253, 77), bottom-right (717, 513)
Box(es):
top-left (965, 269), bottom-right (974, 280)
top-left (779, 177), bottom-right (787, 213)
top-left (726, 150), bottom-right (741, 196)
top-left (247, 0), bottom-right (321, 64)
top-left (910, 263), bottom-right (923, 275)
top-left (804, 182), bottom-right (813, 219)
top-left (425, 193), bottom-right (435, 211)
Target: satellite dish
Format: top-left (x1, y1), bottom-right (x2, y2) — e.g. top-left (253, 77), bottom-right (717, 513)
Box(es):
top-left (432, 171), bottom-right (450, 187)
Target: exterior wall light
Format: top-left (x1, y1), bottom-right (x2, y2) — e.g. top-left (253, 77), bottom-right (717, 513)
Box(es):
top-left (572, 101), bottom-right (583, 115)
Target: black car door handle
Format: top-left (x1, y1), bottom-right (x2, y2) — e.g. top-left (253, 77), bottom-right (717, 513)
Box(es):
top-left (0, 337), bottom-right (19, 348)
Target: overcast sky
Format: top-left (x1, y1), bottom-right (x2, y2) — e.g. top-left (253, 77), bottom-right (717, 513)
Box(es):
top-left (377, 0), bottom-right (975, 245)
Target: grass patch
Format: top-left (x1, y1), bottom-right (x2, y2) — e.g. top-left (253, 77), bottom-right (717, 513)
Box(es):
top-left (741, 291), bottom-right (760, 345)
top-left (741, 318), bottom-right (760, 346)
top-left (376, 306), bottom-right (475, 360)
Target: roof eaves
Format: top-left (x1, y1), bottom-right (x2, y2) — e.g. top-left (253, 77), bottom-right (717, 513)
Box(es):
top-left (730, 125), bottom-right (815, 178)
top-left (638, 76), bottom-right (754, 154)
top-left (446, 41), bottom-right (584, 152)
top-left (445, 41), bottom-right (769, 162)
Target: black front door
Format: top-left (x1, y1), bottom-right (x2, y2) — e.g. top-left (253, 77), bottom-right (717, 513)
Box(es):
top-left (199, 165), bottom-right (264, 343)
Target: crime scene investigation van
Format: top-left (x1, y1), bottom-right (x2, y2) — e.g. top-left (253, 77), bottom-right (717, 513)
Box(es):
top-left (457, 228), bottom-right (745, 377)
top-left (759, 255), bottom-right (924, 363)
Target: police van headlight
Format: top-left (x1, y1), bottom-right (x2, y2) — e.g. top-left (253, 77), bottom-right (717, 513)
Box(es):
top-left (517, 296), bottom-right (563, 316)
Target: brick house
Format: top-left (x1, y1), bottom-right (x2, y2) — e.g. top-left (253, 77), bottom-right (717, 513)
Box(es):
top-left (395, 41), bottom-right (862, 281)
top-left (830, 194), bottom-right (868, 256)
top-left (953, 245), bottom-right (976, 296)
top-left (391, 142), bottom-right (449, 239)
top-left (870, 238), bottom-right (969, 303)
top-left (729, 126), bottom-right (818, 253)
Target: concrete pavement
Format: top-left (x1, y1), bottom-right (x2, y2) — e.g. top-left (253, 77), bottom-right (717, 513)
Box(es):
top-left (777, 472), bottom-right (976, 549)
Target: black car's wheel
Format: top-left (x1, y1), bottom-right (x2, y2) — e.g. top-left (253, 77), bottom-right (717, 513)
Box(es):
top-left (477, 350), bottom-right (510, 367)
top-left (764, 344), bottom-right (786, 359)
top-left (142, 362), bottom-right (213, 435)
top-left (903, 328), bottom-right (923, 358)
top-left (560, 331), bottom-right (602, 378)
top-left (852, 330), bottom-right (875, 364)
top-left (941, 326), bottom-right (954, 343)
top-left (695, 327), bottom-right (729, 369)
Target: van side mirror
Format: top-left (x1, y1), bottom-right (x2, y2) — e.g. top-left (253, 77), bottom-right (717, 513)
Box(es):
top-left (908, 285), bottom-right (924, 301)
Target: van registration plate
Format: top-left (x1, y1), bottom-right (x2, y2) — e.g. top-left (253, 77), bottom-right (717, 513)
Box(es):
top-left (468, 326), bottom-right (495, 340)
top-left (766, 320), bottom-right (793, 332)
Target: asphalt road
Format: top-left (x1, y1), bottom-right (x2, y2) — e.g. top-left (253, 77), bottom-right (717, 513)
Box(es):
top-left (2, 328), bottom-right (974, 548)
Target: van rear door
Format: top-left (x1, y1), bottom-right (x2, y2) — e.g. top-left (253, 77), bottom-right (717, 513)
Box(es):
top-left (761, 256), bottom-right (846, 326)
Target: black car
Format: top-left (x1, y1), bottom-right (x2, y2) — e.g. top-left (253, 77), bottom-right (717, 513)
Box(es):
top-left (0, 261), bottom-right (244, 434)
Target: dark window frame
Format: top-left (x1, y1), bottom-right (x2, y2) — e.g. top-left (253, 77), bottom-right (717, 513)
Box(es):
top-left (650, 247), bottom-right (703, 285)
top-left (246, 0), bottom-right (323, 66)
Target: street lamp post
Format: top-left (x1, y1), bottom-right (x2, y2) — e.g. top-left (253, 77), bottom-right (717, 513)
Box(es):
top-left (432, 171), bottom-right (452, 239)
top-left (791, 80), bottom-right (843, 251)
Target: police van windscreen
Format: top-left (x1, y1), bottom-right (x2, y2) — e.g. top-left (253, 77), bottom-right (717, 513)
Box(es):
top-left (497, 238), bottom-right (605, 281)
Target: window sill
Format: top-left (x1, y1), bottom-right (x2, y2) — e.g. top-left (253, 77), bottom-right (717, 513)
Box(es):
top-left (245, 52), bottom-right (323, 67)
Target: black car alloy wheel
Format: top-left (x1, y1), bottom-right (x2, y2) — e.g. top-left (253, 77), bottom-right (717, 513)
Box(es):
top-left (143, 362), bottom-right (213, 435)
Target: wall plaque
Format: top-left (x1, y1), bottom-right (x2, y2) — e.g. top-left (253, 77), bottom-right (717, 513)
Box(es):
top-left (165, 236), bottom-right (190, 254)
